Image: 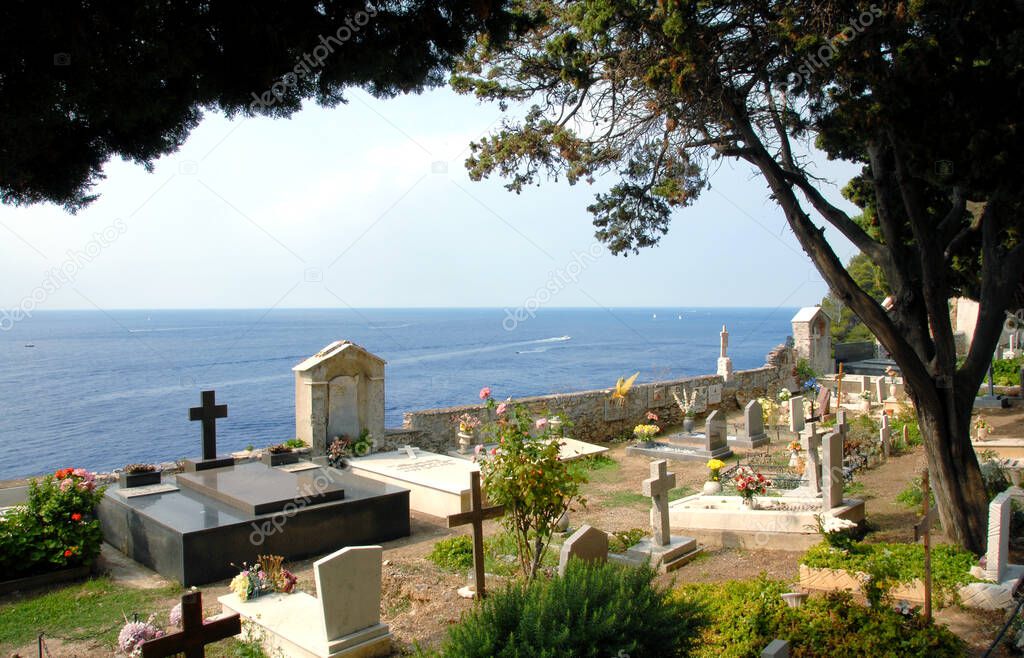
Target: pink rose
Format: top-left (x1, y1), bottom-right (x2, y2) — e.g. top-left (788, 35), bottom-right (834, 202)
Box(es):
top-left (73, 468), bottom-right (89, 478)
top-left (60, 479), bottom-right (73, 492)
top-left (474, 445), bottom-right (483, 456)
top-left (490, 448), bottom-right (498, 456)
top-left (479, 387), bottom-right (491, 400)
top-left (535, 418), bottom-right (549, 430)
top-left (496, 402), bottom-right (507, 416)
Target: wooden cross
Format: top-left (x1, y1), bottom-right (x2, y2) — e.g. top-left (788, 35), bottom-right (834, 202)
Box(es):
top-left (913, 468), bottom-right (938, 622)
top-left (189, 390), bottom-right (228, 460)
top-left (835, 362), bottom-right (845, 404)
top-left (141, 590), bottom-right (240, 658)
top-left (642, 460), bottom-right (676, 546)
top-left (447, 470), bottom-right (504, 599)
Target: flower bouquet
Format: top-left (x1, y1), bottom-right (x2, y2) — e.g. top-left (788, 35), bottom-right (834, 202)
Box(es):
top-left (733, 466), bottom-right (771, 506)
top-left (632, 423), bottom-right (660, 442)
top-left (706, 458), bottom-right (726, 482)
top-left (229, 554), bottom-right (297, 602)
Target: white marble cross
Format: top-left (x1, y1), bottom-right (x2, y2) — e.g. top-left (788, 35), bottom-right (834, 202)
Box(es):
top-left (402, 445), bottom-right (418, 460)
top-left (642, 460), bottom-right (676, 546)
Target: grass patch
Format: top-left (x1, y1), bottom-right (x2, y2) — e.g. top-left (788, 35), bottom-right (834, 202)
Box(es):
top-left (581, 454), bottom-right (617, 471)
top-left (896, 477), bottom-right (934, 509)
top-left (0, 577), bottom-right (181, 650)
top-left (669, 486), bottom-right (697, 501)
top-left (844, 481), bottom-right (866, 496)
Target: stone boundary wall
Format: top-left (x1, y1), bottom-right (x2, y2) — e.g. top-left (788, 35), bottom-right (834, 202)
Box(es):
top-left (399, 344), bottom-right (797, 447)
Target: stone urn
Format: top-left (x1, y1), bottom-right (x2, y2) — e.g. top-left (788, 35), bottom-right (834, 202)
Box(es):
top-left (780, 592), bottom-right (808, 609)
top-left (977, 426), bottom-right (989, 440)
top-left (457, 431), bottom-right (473, 454)
top-left (683, 416), bottom-right (695, 433)
top-left (702, 480), bottom-right (722, 496)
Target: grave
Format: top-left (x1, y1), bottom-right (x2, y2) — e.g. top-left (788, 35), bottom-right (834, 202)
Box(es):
top-left (447, 471), bottom-right (504, 598)
top-left (348, 447), bottom-right (479, 518)
top-left (220, 545), bottom-right (392, 658)
top-left (619, 461), bottom-right (701, 572)
top-left (880, 413), bottom-right (891, 459)
top-left (183, 390), bottom-right (234, 472)
top-left (449, 436), bottom-right (607, 463)
top-left (625, 409), bottom-right (734, 462)
top-left (670, 430), bottom-right (864, 550)
top-left (963, 490), bottom-right (1024, 608)
top-left (142, 590), bottom-right (240, 658)
top-left (558, 524), bottom-right (608, 576)
top-left (730, 400), bottom-right (769, 449)
top-left (788, 395), bottom-right (805, 433)
top-left (294, 341), bottom-right (386, 456)
top-left (99, 392), bottom-right (410, 586)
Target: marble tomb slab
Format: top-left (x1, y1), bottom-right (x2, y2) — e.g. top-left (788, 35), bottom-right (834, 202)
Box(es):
top-left (348, 450), bottom-right (477, 517)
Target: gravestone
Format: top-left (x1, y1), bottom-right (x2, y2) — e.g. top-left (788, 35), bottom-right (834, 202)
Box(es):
top-left (813, 387), bottom-right (831, 419)
top-left (705, 410), bottom-right (728, 454)
top-left (880, 413), bottom-right (891, 459)
top-left (622, 460), bottom-right (700, 572)
top-left (835, 409), bottom-right (848, 439)
top-left (821, 431), bottom-right (844, 510)
top-left (558, 524), bottom-right (608, 576)
top-left (707, 382), bottom-right (723, 404)
top-left (789, 395), bottom-right (805, 433)
top-left (803, 427), bottom-right (822, 496)
top-left (348, 449), bottom-right (480, 517)
top-left (762, 639), bottom-right (790, 658)
top-left (294, 341), bottom-right (386, 456)
top-left (733, 400), bottom-right (769, 449)
top-left (874, 377), bottom-right (886, 404)
top-left (183, 390), bottom-right (235, 472)
top-left (219, 546), bottom-right (392, 658)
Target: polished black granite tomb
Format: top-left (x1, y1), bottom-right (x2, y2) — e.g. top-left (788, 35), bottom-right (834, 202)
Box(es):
top-left (99, 460), bottom-right (409, 586)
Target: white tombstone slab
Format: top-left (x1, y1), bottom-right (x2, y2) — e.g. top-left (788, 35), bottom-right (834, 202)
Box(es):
top-left (879, 414), bottom-right (891, 459)
top-left (803, 429), bottom-right (822, 496)
top-left (349, 449), bottom-right (478, 517)
top-left (874, 378), bottom-right (886, 405)
top-left (821, 431), bottom-right (844, 510)
top-left (558, 524), bottom-right (609, 576)
top-left (219, 545), bottom-right (391, 658)
top-left (789, 396), bottom-right (806, 433)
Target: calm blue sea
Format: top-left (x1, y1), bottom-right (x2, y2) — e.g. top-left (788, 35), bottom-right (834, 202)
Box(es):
top-left (0, 307), bottom-right (796, 479)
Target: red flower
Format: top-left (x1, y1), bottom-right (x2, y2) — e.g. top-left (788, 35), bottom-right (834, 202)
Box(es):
top-left (71, 513), bottom-right (82, 522)
top-left (63, 549), bottom-right (74, 557)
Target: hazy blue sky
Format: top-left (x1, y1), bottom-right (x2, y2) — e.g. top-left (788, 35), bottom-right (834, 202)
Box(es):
top-left (0, 87), bottom-right (861, 312)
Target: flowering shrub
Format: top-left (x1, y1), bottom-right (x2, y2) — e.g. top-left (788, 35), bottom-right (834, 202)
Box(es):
top-left (0, 467), bottom-right (106, 578)
top-left (229, 554), bottom-right (297, 601)
top-left (327, 429), bottom-right (372, 467)
top-left (478, 388), bottom-right (587, 580)
top-left (632, 424), bottom-right (660, 441)
top-left (733, 466), bottom-right (771, 500)
top-left (117, 614), bottom-right (164, 657)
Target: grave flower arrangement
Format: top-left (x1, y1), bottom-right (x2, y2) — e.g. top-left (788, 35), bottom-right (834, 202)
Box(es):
top-left (229, 554), bottom-right (297, 601)
top-left (327, 429), bottom-right (373, 467)
top-left (706, 458), bottom-right (726, 482)
top-left (0, 467), bottom-right (106, 578)
top-left (124, 463), bottom-right (157, 474)
top-left (787, 440), bottom-right (802, 453)
top-left (974, 416), bottom-right (993, 434)
top-left (632, 424), bottom-right (660, 442)
top-left (117, 614), bottom-right (164, 657)
top-left (733, 466), bottom-right (771, 501)
top-left (455, 412), bottom-right (481, 434)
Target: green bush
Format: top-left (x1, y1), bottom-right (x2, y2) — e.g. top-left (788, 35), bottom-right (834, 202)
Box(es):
top-left (0, 468), bottom-right (107, 578)
top-left (678, 577), bottom-right (966, 658)
top-left (801, 542), bottom-right (978, 605)
top-left (895, 478), bottom-right (935, 509)
top-left (425, 561), bottom-right (702, 657)
top-left (993, 356), bottom-right (1023, 386)
top-left (608, 528), bottom-right (645, 553)
top-left (890, 407), bottom-right (922, 450)
top-left (427, 535), bottom-right (474, 573)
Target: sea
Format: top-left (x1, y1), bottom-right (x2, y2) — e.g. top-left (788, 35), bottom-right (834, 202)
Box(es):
top-left (0, 307), bottom-right (797, 480)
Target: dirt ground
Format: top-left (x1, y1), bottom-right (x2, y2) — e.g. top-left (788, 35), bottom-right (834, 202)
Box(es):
top-left (7, 402), bottom-right (1024, 657)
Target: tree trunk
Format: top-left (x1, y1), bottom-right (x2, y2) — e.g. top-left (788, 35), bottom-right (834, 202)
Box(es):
top-left (910, 388), bottom-right (989, 554)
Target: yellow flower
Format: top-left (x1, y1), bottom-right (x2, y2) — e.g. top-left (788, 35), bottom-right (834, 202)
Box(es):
top-left (706, 459), bottom-right (725, 470)
top-left (230, 573), bottom-right (251, 601)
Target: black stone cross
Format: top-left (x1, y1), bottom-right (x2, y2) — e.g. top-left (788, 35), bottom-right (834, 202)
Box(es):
top-left (190, 390), bottom-right (228, 460)
top-left (141, 590), bottom-right (240, 658)
top-left (447, 470), bottom-right (504, 598)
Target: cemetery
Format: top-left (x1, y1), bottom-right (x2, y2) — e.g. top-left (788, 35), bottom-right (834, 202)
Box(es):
top-left (2, 320), bottom-right (1024, 657)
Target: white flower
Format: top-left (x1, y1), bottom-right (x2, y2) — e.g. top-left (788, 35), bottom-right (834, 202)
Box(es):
top-left (820, 515), bottom-right (857, 534)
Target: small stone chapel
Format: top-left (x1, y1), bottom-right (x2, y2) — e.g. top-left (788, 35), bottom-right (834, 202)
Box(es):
top-left (293, 340), bottom-right (386, 455)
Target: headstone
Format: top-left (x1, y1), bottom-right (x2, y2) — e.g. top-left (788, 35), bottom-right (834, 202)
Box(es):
top-left (142, 591), bottom-right (240, 658)
top-left (734, 400), bottom-right (769, 448)
top-left (762, 639), bottom-right (790, 658)
top-left (315, 546), bottom-right (385, 641)
top-left (874, 377), bottom-right (886, 404)
top-left (293, 341), bottom-right (386, 456)
top-left (558, 524), bottom-right (609, 576)
top-left (984, 491), bottom-right (1012, 582)
top-left (803, 428), bottom-right (822, 495)
top-left (821, 431), bottom-right (844, 510)
top-left (788, 395), bottom-right (805, 433)
top-left (642, 460), bottom-right (675, 546)
top-left (814, 387), bottom-right (831, 418)
top-left (835, 409), bottom-right (848, 439)
top-left (704, 410), bottom-right (727, 454)
top-left (447, 471), bottom-right (504, 598)
top-left (183, 390), bottom-right (235, 472)
top-left (880, 413), bottom-right (891, 459)
top-left (707, 382), bottom-right (723, 404)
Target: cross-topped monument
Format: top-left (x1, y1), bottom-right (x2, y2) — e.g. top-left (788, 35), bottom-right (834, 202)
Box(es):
top-left (447, 470), bottom-right (504, 598)
top-left (184, 390), bottom-right (234, 472)
top-left (643, 460), bottom-right (676, 546)
top-left (141, 590), bottom-right (240, 658)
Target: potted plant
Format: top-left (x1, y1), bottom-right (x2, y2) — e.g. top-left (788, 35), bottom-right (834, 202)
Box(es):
top-left (262, 443), bottom-right (299, 467)
top-left (119, 463), bottom-right (161, 488)
top-left (455, 412), bottom-right (482, 454)
top-left (632, 423), bottom-right (660, 443)
top-left (703, 458), bottom-right (726, 495)
top-left (858, 390), bottom-right (872, 411)
top-left (671, 388), bottom-right (698, 433)
top-left (975, 416), bottom-right (992, 440)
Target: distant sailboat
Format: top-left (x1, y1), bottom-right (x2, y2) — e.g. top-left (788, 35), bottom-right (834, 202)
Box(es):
top-left (24, 344), bottom-right (35, 348)
top-left (652, 313), bottom-right (657, 319)
top-left (677, 314), bottom-right (682, 320)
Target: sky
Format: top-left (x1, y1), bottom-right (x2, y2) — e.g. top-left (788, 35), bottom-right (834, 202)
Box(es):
top-left (0, 87), bottom-right (863, 312)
